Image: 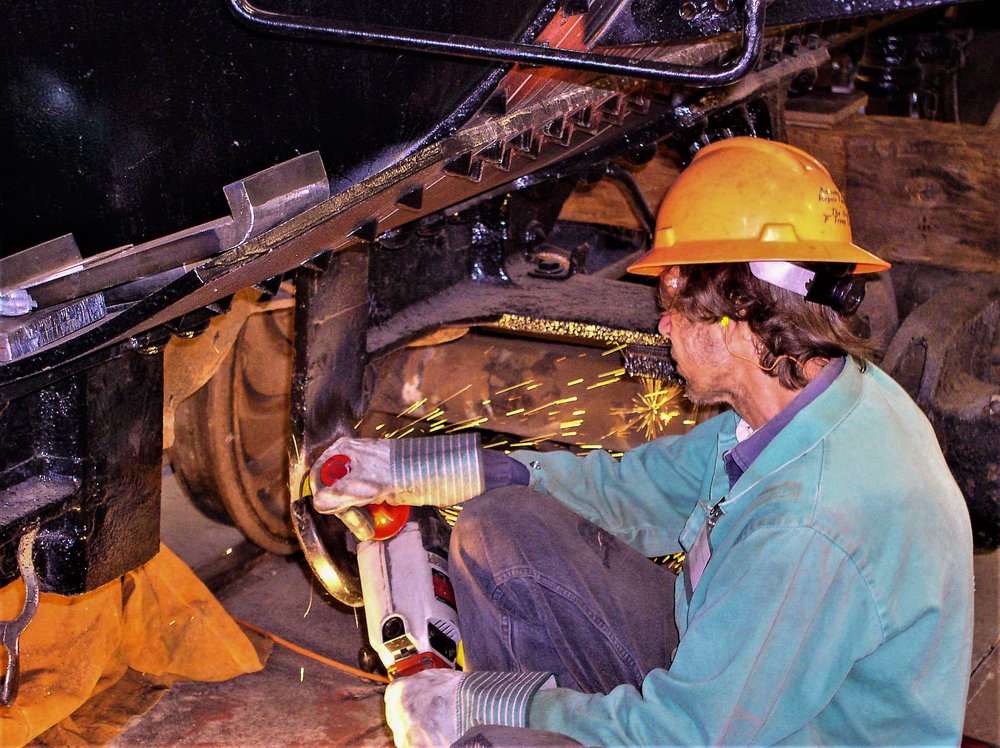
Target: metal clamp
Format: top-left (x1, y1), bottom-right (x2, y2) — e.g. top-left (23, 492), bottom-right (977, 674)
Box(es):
top-left (1, 526), bottom-right (40, 706)
top-left (227, 0), bottom-right (765, 87)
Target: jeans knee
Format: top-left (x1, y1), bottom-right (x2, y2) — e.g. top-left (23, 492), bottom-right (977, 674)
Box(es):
top-left (452, 486), bottom-right (555, 559)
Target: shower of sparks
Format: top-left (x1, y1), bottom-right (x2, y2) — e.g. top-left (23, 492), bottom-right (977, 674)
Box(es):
top-left (586, 378), bottom-right (619, 390)
top-left (396, 398), bottom-right (427, 418)
top-left (495, 379), bottom-right (534, 394)
top-left (606, 378), bottom-right (685, 441)
top-left (358, 341), bottom-right (696, 456)
top-left (303, 575), bottom-right (315, 619)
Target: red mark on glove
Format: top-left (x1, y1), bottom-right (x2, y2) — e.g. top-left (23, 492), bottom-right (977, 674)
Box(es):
top-left (320, 454), bottom-right (351, 486)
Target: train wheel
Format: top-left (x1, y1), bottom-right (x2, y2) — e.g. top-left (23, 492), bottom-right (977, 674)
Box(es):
top-left (170, 308), bottom-right (298, 554)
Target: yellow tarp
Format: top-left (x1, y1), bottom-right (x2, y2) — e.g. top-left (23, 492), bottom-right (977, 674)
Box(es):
top-left (0, 544), bottom-right (265, 747)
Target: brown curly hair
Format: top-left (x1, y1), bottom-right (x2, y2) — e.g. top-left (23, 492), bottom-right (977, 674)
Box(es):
top-left (659, 264), bottom-right (876, 390)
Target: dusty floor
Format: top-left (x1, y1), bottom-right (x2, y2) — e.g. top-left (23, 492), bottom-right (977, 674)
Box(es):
top-left (968, 548), bottom-right (1000, 745)
top-left (111, 464), bottom-right (1000, 746)
top-left (112, 466), bottom-right (392, 747)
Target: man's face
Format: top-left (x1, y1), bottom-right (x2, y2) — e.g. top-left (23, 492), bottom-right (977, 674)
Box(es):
top-left (657, 267), bottom-right (734, 406)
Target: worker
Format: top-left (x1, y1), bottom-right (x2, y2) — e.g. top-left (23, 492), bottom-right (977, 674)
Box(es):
top-left (312, 137), bottom-right (974, 746)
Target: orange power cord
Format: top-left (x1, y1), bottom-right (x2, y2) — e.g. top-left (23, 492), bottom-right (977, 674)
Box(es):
top-left (234, 616), bottom-right (390, 685)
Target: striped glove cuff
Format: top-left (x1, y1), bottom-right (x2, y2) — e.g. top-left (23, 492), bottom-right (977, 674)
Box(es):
top-left (390, 434), bottom-right (485, 507)
top-left (457, 671), bottom-right (556, 736)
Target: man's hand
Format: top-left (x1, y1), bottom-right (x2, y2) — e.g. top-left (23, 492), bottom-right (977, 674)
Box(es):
top-left (311, 437), bottom-right (398, 509)
top-left (384, 668), bottom-right (556, 747)
top-left (384, 669), bottom-right (465, 748)
top-left (309, 437), bottom-right (397, 541)
top-left (310, 434), bottom-right (485, 539)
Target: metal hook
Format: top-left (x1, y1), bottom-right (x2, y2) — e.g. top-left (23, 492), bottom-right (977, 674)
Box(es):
top-left (1, 526), bottom-right (41, 706)
top-left (226, 0), bottom-right (766, 87)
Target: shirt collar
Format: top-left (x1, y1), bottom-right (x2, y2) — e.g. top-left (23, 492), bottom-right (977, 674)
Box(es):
top-left (723, 357), bottom-right (847, 488)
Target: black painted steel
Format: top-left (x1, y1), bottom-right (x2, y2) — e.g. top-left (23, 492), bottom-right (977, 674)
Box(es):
top-left (290, 248), bottom-right (372, 607)
top-left (226, 0), bottom-right (766, 86)
top-left (0, 350), bottom-right (162, 592)
top-left (587, 0), bottom-right (980, 47)
top-left (0, 0), bottom-right (547, 257)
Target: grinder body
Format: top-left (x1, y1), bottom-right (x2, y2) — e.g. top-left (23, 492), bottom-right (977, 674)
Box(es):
top-left (357, 507), bottom-right (462, 678)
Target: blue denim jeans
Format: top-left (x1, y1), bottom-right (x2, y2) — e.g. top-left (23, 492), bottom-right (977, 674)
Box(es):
top-left (448, 487), bottom-right (679, 745)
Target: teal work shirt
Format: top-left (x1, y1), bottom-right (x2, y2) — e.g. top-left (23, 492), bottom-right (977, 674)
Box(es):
top-left (511, 359), bottom-right (974, 746)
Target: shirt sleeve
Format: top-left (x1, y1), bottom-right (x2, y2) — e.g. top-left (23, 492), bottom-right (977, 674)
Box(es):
top-left (527, 525), bottom-right (884, 746)
top-left (482, 450), bottom-right (530, 490)
top-left (507, 414), bottom-right (732, 557)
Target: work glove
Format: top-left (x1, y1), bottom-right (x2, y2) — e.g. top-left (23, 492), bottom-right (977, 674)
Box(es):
top-left (310, 433), bottom-right (485, 540)
top-left (384, 669), bottom-right (555, 748)
top-left (385, 668), bottom-right (465, 748)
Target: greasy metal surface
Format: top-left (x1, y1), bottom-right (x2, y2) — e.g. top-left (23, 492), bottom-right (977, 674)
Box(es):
top-left (588, 0), bottom-right (977, 47)
top-left (290, 249), bottom-right (372, 607)
top-left (228, 0), bottom-right (767, 85)
top-left (0, 350), bottom-right (162, 592)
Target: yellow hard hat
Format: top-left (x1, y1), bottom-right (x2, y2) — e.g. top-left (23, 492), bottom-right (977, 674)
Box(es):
top-left (627, 137), bottom-right (890, 276)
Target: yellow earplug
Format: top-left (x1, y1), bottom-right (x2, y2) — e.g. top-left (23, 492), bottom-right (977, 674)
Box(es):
top-left (719, 314), bottom-right (807, 372)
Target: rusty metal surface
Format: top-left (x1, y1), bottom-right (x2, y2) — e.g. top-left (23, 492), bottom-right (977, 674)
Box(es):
top-left (163, 288), bottom-right (293, 451)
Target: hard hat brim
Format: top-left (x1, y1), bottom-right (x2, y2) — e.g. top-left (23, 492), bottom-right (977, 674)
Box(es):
top-left (627, 239), bottom-right (891, 277)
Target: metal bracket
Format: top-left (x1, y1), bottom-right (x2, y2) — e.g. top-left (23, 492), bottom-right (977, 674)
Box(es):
top-left (1, 527), bottom-right (40, 706)
top-left (226, 0), bottom-right (766, 87)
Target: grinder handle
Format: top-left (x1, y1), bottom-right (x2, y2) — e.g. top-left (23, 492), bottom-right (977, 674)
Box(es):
top-left (318, 454), bottom-right (410, 540)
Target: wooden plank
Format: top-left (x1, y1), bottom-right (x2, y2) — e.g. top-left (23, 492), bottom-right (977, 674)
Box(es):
top-left (558, 155), bottom-right (682, 230)
top-left (785, 90), bottom-right (867, 129)
top-left (791, 116), bottom-right (1000, 274)
top-left (562, 115), bottom-right (998, 275)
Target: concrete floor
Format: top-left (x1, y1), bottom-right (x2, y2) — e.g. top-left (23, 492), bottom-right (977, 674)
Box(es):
top-left (113, 466), bottom-right (392, 747)
top-left (967, 549), bottom-right (1000, 745)
top-left (111, 464), bottom-right (1000, 746)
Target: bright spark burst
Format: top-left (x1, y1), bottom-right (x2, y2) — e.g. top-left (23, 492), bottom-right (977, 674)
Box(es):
top-left (606, 378), bottom-right (684, 441)
top-left (366, 341), bottom-right (692, 452)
